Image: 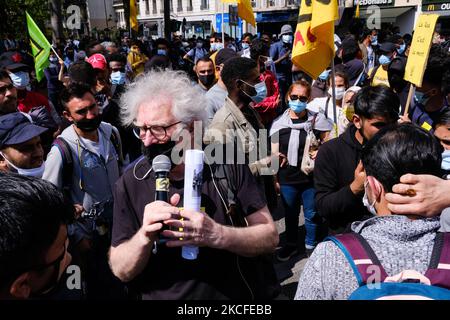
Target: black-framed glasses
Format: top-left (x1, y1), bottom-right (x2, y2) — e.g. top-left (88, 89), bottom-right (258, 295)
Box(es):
top-left (0, 83), bottom-right (15, 95)
top-left (133, 121), bottom-right (182, 141)
top-left (289, 95), bottom-right (308, 103)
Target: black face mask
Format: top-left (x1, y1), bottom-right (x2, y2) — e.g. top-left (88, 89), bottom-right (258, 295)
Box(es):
top-left (143, 141), bottom-right (177, 165)
top-left (74, 116), bottom-right (102, 132)
top-left (198, 74), bottom-right (215, 87)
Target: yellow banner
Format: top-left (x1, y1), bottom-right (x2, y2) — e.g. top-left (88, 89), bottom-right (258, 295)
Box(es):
top-left (404, 14), bottom-right (439, 87)
top-left (292, 0), bottom-right (338, 79)
top-left (130, 0), bottom-right (138, 32)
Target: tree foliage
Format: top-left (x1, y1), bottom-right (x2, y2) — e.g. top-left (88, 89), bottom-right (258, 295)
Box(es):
top-left (0, 0), bottom-right (51, 39)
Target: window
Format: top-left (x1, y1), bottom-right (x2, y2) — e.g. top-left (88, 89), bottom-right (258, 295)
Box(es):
top-left (251, 0), bottom-right (256, 7)
top-left (145, 0), bottom-right (150, 14)
top-left (268, 0), bottom-right (275, 6)
top-left (160, 0), bottom-right (164, 13)
top-left (177, 0), bottom-right (183, 11)
top-left (187, 0), bottom-right (193, 11)
top-left (200, 0), bottom-right (209, 9)
top-left (170, 0), bottom-right (173, 12)
top-left (153, 0), bottom-right (157, 13)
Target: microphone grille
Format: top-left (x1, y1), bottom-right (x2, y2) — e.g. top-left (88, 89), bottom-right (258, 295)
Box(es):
top-left (152, 155), bottom-right (171, 173)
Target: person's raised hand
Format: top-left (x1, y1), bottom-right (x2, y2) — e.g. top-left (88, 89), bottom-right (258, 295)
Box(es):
top-left (385, 174), bottom-right (450, 217)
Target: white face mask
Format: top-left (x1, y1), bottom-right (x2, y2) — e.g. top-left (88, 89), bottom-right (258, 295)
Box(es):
top-left (1, 152), bottom-right (45, 178)
top-left (9, 71), bottom-right (30, 89)
top-left (328, 87), bottom-right (346, 100)
top-left (362, 181), bottom-right (377, 215)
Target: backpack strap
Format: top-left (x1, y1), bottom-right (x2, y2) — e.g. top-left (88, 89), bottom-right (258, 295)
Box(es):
top-left (425, 232), bottom-right (450, 289)
top-left (109, 128), bottom-right (123, 167)
top-left (52, 137), bottom-right (73, 196)
top-left (326, 233), bottom-right (388, 286)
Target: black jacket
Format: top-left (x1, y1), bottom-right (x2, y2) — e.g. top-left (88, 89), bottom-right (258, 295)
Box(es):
top-left (314, 124), bottom-right (371, 234)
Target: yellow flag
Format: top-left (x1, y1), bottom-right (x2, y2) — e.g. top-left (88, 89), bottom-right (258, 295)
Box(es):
top-left (130, 0), bottom-right (138, 32)
top-left (237, 0), bottom-right (256, 27)
top-left (292, 0), bottom-right (338, 79)
top-left (355, 1), bottom-right (360, 18)
top-left (220, 0), bottom-right (255, 27)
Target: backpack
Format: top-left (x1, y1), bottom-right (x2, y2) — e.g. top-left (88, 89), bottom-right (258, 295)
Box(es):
top-left (327, 232), bottom-right (450, 300)
top-left (52, 129), bottom-right (122, 196)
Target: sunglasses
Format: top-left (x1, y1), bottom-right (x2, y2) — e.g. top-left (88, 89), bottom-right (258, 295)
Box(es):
top-left (289, 95), bottom-right (308, 103)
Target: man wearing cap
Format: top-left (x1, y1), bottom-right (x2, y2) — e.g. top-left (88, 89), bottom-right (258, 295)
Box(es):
top-left (204, 48), bottom-right (238, 128)
top-left (0, 112), bottom-right (47, 178)
top-left (367, 42), bottom-right (397, 87)
top-left (270, 24), bottom-right (294, 112)
top-left (0, 51), bottom-right (56, 117)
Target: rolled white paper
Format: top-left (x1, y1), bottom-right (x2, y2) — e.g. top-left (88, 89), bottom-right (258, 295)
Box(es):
top-left (182, 149), bottom-right (204, 260)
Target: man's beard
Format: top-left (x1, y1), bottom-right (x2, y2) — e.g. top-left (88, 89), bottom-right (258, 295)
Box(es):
top-left (0, 98), bottom-right (18, 115)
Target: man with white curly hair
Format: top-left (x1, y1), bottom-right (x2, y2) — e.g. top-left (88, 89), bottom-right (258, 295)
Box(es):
top-left (109, 70), bottom-right (280, 300)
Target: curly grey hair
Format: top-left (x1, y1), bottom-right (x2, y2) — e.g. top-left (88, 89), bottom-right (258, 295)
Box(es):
top-left (120, 70), bottom-right (207, 127)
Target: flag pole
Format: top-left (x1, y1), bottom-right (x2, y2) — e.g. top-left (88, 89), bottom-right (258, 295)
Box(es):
top-left (50, 46), bottom-right (63, 62)
top-left (330, 56), bottom-right (338, 137)
top-left (222, 2), bottom-right (225, 45)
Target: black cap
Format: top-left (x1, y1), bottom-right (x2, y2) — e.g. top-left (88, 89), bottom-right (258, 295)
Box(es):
top-left (0, 52), bottom-right (29, 72)
top-left (0, 113), bottom-right (48, 149)
top-left (379, 42), bottom-right (397, 54)
top-left (215, 48), bottom-right (238, 66)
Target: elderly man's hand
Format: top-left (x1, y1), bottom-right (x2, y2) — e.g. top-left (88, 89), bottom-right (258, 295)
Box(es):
top-left (385, 174), bottom-right (450, 217)
top-left (139, 194), bottom-right (181, 245)
top-left (162, 209), bottom-right (224, 249)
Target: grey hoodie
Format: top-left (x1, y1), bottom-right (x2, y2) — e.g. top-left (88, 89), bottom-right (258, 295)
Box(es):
top-left (43, 122), bottom-right (122, 216)
top-left (295, 215), bottom-right (441, 300)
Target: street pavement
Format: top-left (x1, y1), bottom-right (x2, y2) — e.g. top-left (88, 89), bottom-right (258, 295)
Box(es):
top-left (272, 198), bottom-right (309, 300)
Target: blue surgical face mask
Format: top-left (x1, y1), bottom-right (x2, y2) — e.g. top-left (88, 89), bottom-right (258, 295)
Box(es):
top-left (0, 152), bottom-right (45, 178)
top-left (379, 54), bottom-right (391, 66)
top-left (371, 35), bottom-right (378, 46)
top-left (414, 90), bottom-right (432, 106)
top-left (289, 100), bottom-right (307, 113)
top-left (282, 34), bottom-right (293, 44)
top-left (242, 43), bottom-right (250, 50)
top-left (110, 71), bottom-right (126, 85)
top-left (157, 49), bottom-right (167, 56)
top-left (9, 71), bottom-right (30, 89)
top-left (240, 80), bottom-right (267, 103)
top-left (442, 150), bottom-right (450, 171)
top-left (318, 69), bottom-right (331, 81)
top-left (49, 56), bottom-right (58, 64)
top-left (397, 44), bottom-right (406, 55)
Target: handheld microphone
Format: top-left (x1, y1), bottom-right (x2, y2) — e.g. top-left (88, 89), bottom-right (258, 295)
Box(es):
top-left (152, 155), bottom-right (171, 243)
top-left (152, 155), bottom-right (171, 201)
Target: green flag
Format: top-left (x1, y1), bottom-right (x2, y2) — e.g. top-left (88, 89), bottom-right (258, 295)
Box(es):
top-left (26, 12), bottom-right (51, 82)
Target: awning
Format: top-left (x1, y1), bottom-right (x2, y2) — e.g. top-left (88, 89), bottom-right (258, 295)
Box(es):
top-left (359, 6), bottom-right (413, 22)
top-left (256, 11), bottom-right (298, 23)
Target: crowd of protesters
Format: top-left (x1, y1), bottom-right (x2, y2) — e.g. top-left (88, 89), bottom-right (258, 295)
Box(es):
top-left (1, 20), bottom-right (450, 300)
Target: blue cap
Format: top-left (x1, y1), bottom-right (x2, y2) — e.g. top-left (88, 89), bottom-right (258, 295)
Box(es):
top-left (0, 112), bottom-right (48, 149)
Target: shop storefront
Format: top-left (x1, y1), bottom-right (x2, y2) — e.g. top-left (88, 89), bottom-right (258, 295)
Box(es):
top-left (355, 0), bottom-right (419, 34)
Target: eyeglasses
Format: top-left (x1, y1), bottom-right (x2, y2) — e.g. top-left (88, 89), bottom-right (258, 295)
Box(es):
top-left (133, 121), bottom-right (182, 141)
top-left (289, 95), bottom-right (309, 103)
top-left (0, 83), bottom-right (15, 95)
